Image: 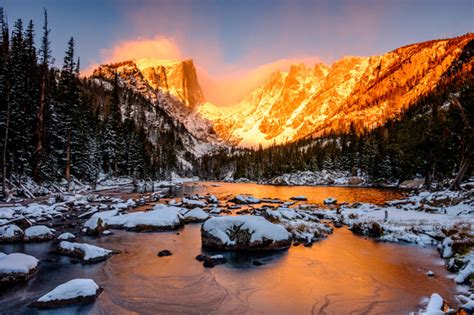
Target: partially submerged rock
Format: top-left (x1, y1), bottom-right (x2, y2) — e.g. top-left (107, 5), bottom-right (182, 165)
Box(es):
top-left (0, 224), bottom-right (24, 243)
top-left (157, 250), bottom-right (172, 257)
top-left (0, 253), bottom-right (38, 284)
top-left (57, 232), bottom-right (76, 241)
top-left (183, 207), bottom-right (210, 223)
top-left (201, 215), bottom-right (291, 250)
top-left (30, 279), bottom-right (102, 309)
top-left (104, 205), bottom-right (183, 231)
top-left (323, 197), bottom-right (337, 205)
top-left (56, 241), bottom-right (114, 263)
top-left (290, 196), bottom-right (307, 201)
top-left (24, 225), bottom-right (55, 242)
top-left (82, 210), bottom-right (118, 235)
top-left (230, 195), bottom-right (260, 204)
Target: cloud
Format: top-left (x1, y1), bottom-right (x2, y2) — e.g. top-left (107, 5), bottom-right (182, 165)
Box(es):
top-left (83, 36), bottom-right (183, 76)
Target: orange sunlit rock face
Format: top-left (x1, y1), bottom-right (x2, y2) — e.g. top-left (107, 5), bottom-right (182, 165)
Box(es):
top-left (91, 33), bottom-right (473, 148)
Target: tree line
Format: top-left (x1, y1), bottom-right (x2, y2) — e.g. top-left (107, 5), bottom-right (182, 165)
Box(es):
top-left (0, 9), bottom-right (187, 197)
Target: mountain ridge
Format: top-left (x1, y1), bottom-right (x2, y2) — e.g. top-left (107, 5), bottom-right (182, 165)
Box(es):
top-left (90, 33), bottom-right (474, 148)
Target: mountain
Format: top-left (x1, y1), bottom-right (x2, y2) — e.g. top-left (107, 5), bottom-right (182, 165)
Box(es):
top-left (92, 59), bottom-right (220, 147)
top-left (200, 33), bottom-right (474, 147)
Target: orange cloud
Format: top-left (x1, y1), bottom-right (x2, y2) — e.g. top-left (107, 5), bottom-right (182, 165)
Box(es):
top-left (84, 35), bottom-right (322, 106)
top-left (197, 57), bottom-right (322, 106)
top-left (83, 36), bottom-right (183, 76)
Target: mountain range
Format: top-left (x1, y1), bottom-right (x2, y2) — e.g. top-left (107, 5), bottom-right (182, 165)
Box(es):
top-left (91, 33), bottom-right (474, 149)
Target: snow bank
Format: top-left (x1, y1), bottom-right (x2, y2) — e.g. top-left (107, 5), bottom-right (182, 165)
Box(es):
top-left (202, 215), bottom-right (291, 250)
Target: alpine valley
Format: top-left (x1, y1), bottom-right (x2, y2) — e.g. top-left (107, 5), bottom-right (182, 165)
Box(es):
top-left (88, 33), bottom-right (473, 186)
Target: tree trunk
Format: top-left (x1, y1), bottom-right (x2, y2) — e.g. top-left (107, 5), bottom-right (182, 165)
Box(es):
top-left (2, 93), bottom-right (10, 197)
top-left (65, 128), bottom-right (71, 191)
top-left (450, 158), bottom-right (470, 191)
top-left (449, 98), bottom-right (472, 191)
top-left (33, 72), bottom-right (46, 182)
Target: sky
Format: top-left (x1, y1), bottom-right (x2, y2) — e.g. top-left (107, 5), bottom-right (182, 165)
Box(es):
top-left (2, 0), bottom-right (474, 106)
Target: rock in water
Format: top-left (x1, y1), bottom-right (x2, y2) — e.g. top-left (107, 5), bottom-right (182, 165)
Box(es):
top-left (0, 225), bottom-right (24, 243)
top-left (30, 279), bottom-right (102, 309)
top-left (56, 241), bottom-right (114, 263)
top-left (201, 215), bottom-right (291, 250)
top-left (24, 225), bottom-right (55, 242)
top-left (323, 197), bottom-right (337, 205)
top-left (0, 253), bottom-right (38, 284)
top-left (290, 196), bottom-right (307, 201)
top-left (157, 250), bottom-right (172, 257)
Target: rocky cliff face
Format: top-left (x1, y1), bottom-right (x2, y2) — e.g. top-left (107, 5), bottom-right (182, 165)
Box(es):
top-left (92, 59), bottom-right (219, 146)
top-left (201, 33), bottom-right (474, 147)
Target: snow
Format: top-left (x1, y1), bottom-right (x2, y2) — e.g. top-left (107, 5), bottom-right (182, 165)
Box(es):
top-left (0, 224), bottom-right (23, 240)
top-left (232, 195), bottom-right (260, 204)
top-left (58, 241), bottom-right (112, 261)
top-left (264, 170), bottom-right (367, 186)
top-left (24, 225), bottom-right (54, 238)
top-left (58, 232), bottom-right (75, 240)
top-left (0, 253), bottom-right (38, 273)
top-left (184, 208), bottom-right (209, 221)
top-left (323, 197), bottom-right (337, 204)
top-left (83, 210), bottom-right (119, 230)
top-left (104, 206), bottom-right (182, 229)
top-left (454, 251), bottom-right (474, 284)
top-left (202, 215), bottom-right (290, 245)
top-left (182, 198), bottom-right (207, 207)
top-left (37, 279), bottom-right (100, 302)
top-left (421, 293), bottom-right (444, 315)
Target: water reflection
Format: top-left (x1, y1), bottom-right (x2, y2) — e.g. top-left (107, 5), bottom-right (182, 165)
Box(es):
top-left (183, 182), bottom-right (404, 205)
top-left (0, 183), bottom-right (456, 315)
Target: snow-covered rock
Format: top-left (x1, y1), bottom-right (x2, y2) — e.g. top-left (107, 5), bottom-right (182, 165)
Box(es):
top-left (182, 198), bottom-right (207, 207)
top-left (31, 279), bottom-right (102, 309)
top-left (323, 197), bottom-right (337, 205)
top-left (57, 232), bottom-right (76, 241)
top-left (420, 293), bottom-right (445, 315)
top-left (0, 224), bottom-right (24, 243)
top-left (264, 207), bottom-right (333, 243)
top-left (24, 225), bottom-right (54, 242)
top-left (230, 195), bottom-right (260, 204)
top-left (82, 210), bottom-right (118, 235)
top-left (0, 253), bottom-right (38, 283)
top-left (104, 205), bottom-right (183, 231)
top-left (183, 207), bottom-right (210, 223)
top-left (201, 215), bottom-right (291, 250)
top-left (56, 241), bottom-right (113, 263)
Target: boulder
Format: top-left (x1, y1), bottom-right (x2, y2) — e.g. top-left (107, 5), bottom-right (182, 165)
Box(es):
top-left (24, 225), bottom-right (55, 242)
top-left (399, 178), bottom-right (425, 189)
top-left (201, 215), bottom-right (291, 250)
top-left (157, 250), bottom-right (172, 257)
top-left (0, 224), bottom-right (24, 243)
top-left (0, 253), bottom-right (38, 284)
top-left (30, 279), bottom-right (102, 309)
top-left (183, 208), bottom-right (210, 223)
top-left (56, 241), bottom-right (114, 263)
